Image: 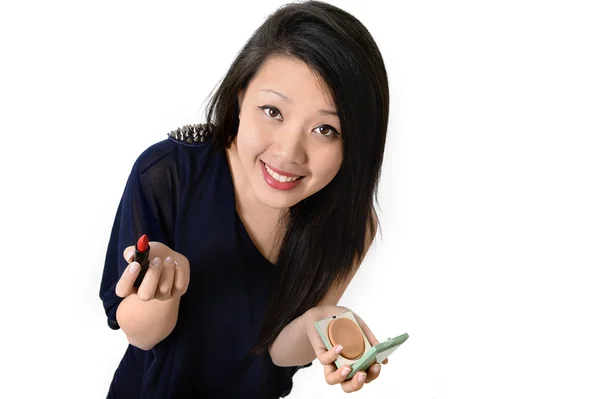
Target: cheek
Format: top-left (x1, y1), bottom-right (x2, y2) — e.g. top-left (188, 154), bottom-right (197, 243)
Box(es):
top-left (314, 146), bottom-right (343, 180)
top-left (328, 157), bottom-right (343, 179)
top-left (237, 118), bottom-right (270, 160)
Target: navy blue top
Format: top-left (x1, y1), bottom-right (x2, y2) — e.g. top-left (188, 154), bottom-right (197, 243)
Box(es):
top-left (100, 136), bottom-right (310, 398)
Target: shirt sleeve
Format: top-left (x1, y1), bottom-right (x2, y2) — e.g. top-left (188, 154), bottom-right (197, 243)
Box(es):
top-left (99, 149), bottom-right (175, 330)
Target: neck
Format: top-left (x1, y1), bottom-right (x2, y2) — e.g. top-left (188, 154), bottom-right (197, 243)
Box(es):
top-left (225, 142), bottom-right (282, 218)
top-left (225, 142), bottom-right (287, 263)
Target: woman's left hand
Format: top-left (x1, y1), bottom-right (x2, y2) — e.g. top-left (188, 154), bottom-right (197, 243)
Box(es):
top-left (305, 305), bottom-right (388, 393)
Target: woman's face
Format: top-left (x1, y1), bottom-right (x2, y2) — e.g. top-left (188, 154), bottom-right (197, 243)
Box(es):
top-left (232, 55), bottom-right (343, 210)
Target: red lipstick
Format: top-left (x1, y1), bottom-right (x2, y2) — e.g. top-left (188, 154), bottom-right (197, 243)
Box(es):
top-left (133, 234), bottom-right (151, 288)
top-left (264, 162), bottom-right (301, 177)
top-left (261, 161), bottom-right (304, 191)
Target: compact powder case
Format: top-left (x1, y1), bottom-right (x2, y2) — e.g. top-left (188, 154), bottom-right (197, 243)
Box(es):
top-left (315, 310), bottom-right (409, 380)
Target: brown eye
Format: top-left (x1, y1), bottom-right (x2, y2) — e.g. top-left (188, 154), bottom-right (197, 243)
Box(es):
top-left (313, 125), bottom-right (339, 137)
top-left (318, 126), bottom-right (330, 135)
top-left (258, 106), bottom-right (283, 121)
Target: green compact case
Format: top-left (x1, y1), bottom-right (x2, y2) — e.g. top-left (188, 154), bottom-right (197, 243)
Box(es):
top-left (314, 310), bottom-right (409, 379)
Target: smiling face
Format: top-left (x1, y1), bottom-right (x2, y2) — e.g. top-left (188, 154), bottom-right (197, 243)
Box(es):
top-left (229, 55), bottom-right (344, 210)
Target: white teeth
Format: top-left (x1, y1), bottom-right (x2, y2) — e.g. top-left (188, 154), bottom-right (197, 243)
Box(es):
top-left (264, 163), bottom-right (301, 183)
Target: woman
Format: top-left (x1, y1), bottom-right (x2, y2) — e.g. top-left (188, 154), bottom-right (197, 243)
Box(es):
top-left (100, 1), bottom-right (390, 397)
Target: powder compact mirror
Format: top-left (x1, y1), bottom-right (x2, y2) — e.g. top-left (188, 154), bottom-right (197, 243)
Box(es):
top-left (314, 310), bottom-right (409, 380)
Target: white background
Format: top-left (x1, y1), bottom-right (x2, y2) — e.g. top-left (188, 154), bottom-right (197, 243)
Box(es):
top-left (1, 0), bottom-right (599, 398)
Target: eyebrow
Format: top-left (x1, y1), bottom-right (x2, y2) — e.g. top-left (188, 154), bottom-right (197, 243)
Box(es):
top-left (259, 89), bottom-right (338, 116)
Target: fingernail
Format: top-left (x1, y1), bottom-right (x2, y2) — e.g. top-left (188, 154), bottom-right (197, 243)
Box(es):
top-left (151, 257), bottom-right (161, 266)
top-left (164, 256), bottom-right (173, 264)
top-left (358, 372), bottom-right (367, 383)
top-left (126, 251), bottom-right (134, 262)
top-left (372, 364), bottom-right (381, 374)
top-left (128, 262), bottom-right (140, 274)
top-left (340, 367), bottom-right (351, 378)
top-left (334, 345), bottom-right (343, 355)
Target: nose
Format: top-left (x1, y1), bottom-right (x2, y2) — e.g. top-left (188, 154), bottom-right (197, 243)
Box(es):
top-left (272, 126), bottom-right (307, 165)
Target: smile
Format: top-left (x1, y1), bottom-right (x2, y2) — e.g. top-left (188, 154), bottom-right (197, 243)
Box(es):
top-left (264, 163), bottom-right (302, 182)
top-left (261, 161), bottom-right (305, 191)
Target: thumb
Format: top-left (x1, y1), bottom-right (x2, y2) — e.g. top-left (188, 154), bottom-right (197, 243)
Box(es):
top-left (123, 245), bottom-right (135, 262)
top-left (115, 262), bottom-right (140, 298)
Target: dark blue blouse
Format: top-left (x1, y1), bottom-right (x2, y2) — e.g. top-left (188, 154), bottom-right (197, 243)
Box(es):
top-left (100, 136), bottom-right (310, 398)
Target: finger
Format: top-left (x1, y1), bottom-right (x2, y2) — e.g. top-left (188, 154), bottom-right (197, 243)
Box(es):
top-left (364, 363), bottom-right (382, 384)
top-left (137, 257), bottom-right (162, 301)
top-left (123, 241), bottom-right (171, 263)
top-left (171, 259), bottom-right (190, 297)
top-left (341, 371), bottom-right (367, 393)
top-left (313, 341), bottom-right (343, 378)
top-left (155, 256), bottom-right (175, 300)
top-left (317, 344), bottom-right (344, 367)
top-left (305, 319), bottom-right (338, 376)
top-left (325, 364), bottom-right (353, 385)
top-left (122, 246), bottom-right (136, 262)
top-left (115, 262), bottom-right (141, 298)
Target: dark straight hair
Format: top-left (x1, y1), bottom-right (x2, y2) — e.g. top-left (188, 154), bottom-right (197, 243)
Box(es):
top-left (205, 0), bottom-right (389, 356)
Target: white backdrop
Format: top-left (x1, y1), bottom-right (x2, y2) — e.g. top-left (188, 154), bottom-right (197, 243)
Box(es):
top-left (1, 1), bottom-right (599, 398)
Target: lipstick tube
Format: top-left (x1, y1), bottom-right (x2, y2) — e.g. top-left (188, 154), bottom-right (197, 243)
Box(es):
top-left (132, 234), bottom-right (151, 288)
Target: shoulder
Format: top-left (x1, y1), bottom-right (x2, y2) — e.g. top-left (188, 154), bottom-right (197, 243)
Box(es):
top-left (121, 124), bottom-right (220, 213)
top-left (132, 124), bottom-right (216, 178)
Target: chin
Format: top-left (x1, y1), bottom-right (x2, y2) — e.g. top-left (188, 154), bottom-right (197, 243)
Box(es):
top-left (255, 191), bottom-right (304, 210)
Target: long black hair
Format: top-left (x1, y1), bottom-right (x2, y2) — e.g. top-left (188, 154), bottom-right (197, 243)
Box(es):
top-left (205, 0), bottom-right (389, 356)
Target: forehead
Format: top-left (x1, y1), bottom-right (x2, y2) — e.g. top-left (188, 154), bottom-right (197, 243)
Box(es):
top-left (249, 55), bottom-right (335, 108)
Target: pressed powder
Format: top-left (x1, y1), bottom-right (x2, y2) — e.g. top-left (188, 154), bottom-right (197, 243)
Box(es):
top-left (327, 318), bottom-right (365, 360)
top-left (315, 310), bottom-right (409, 380)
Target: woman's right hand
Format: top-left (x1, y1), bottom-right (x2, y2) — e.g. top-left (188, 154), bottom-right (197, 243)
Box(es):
top-left (115, 241), bottom-right (190, 302)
